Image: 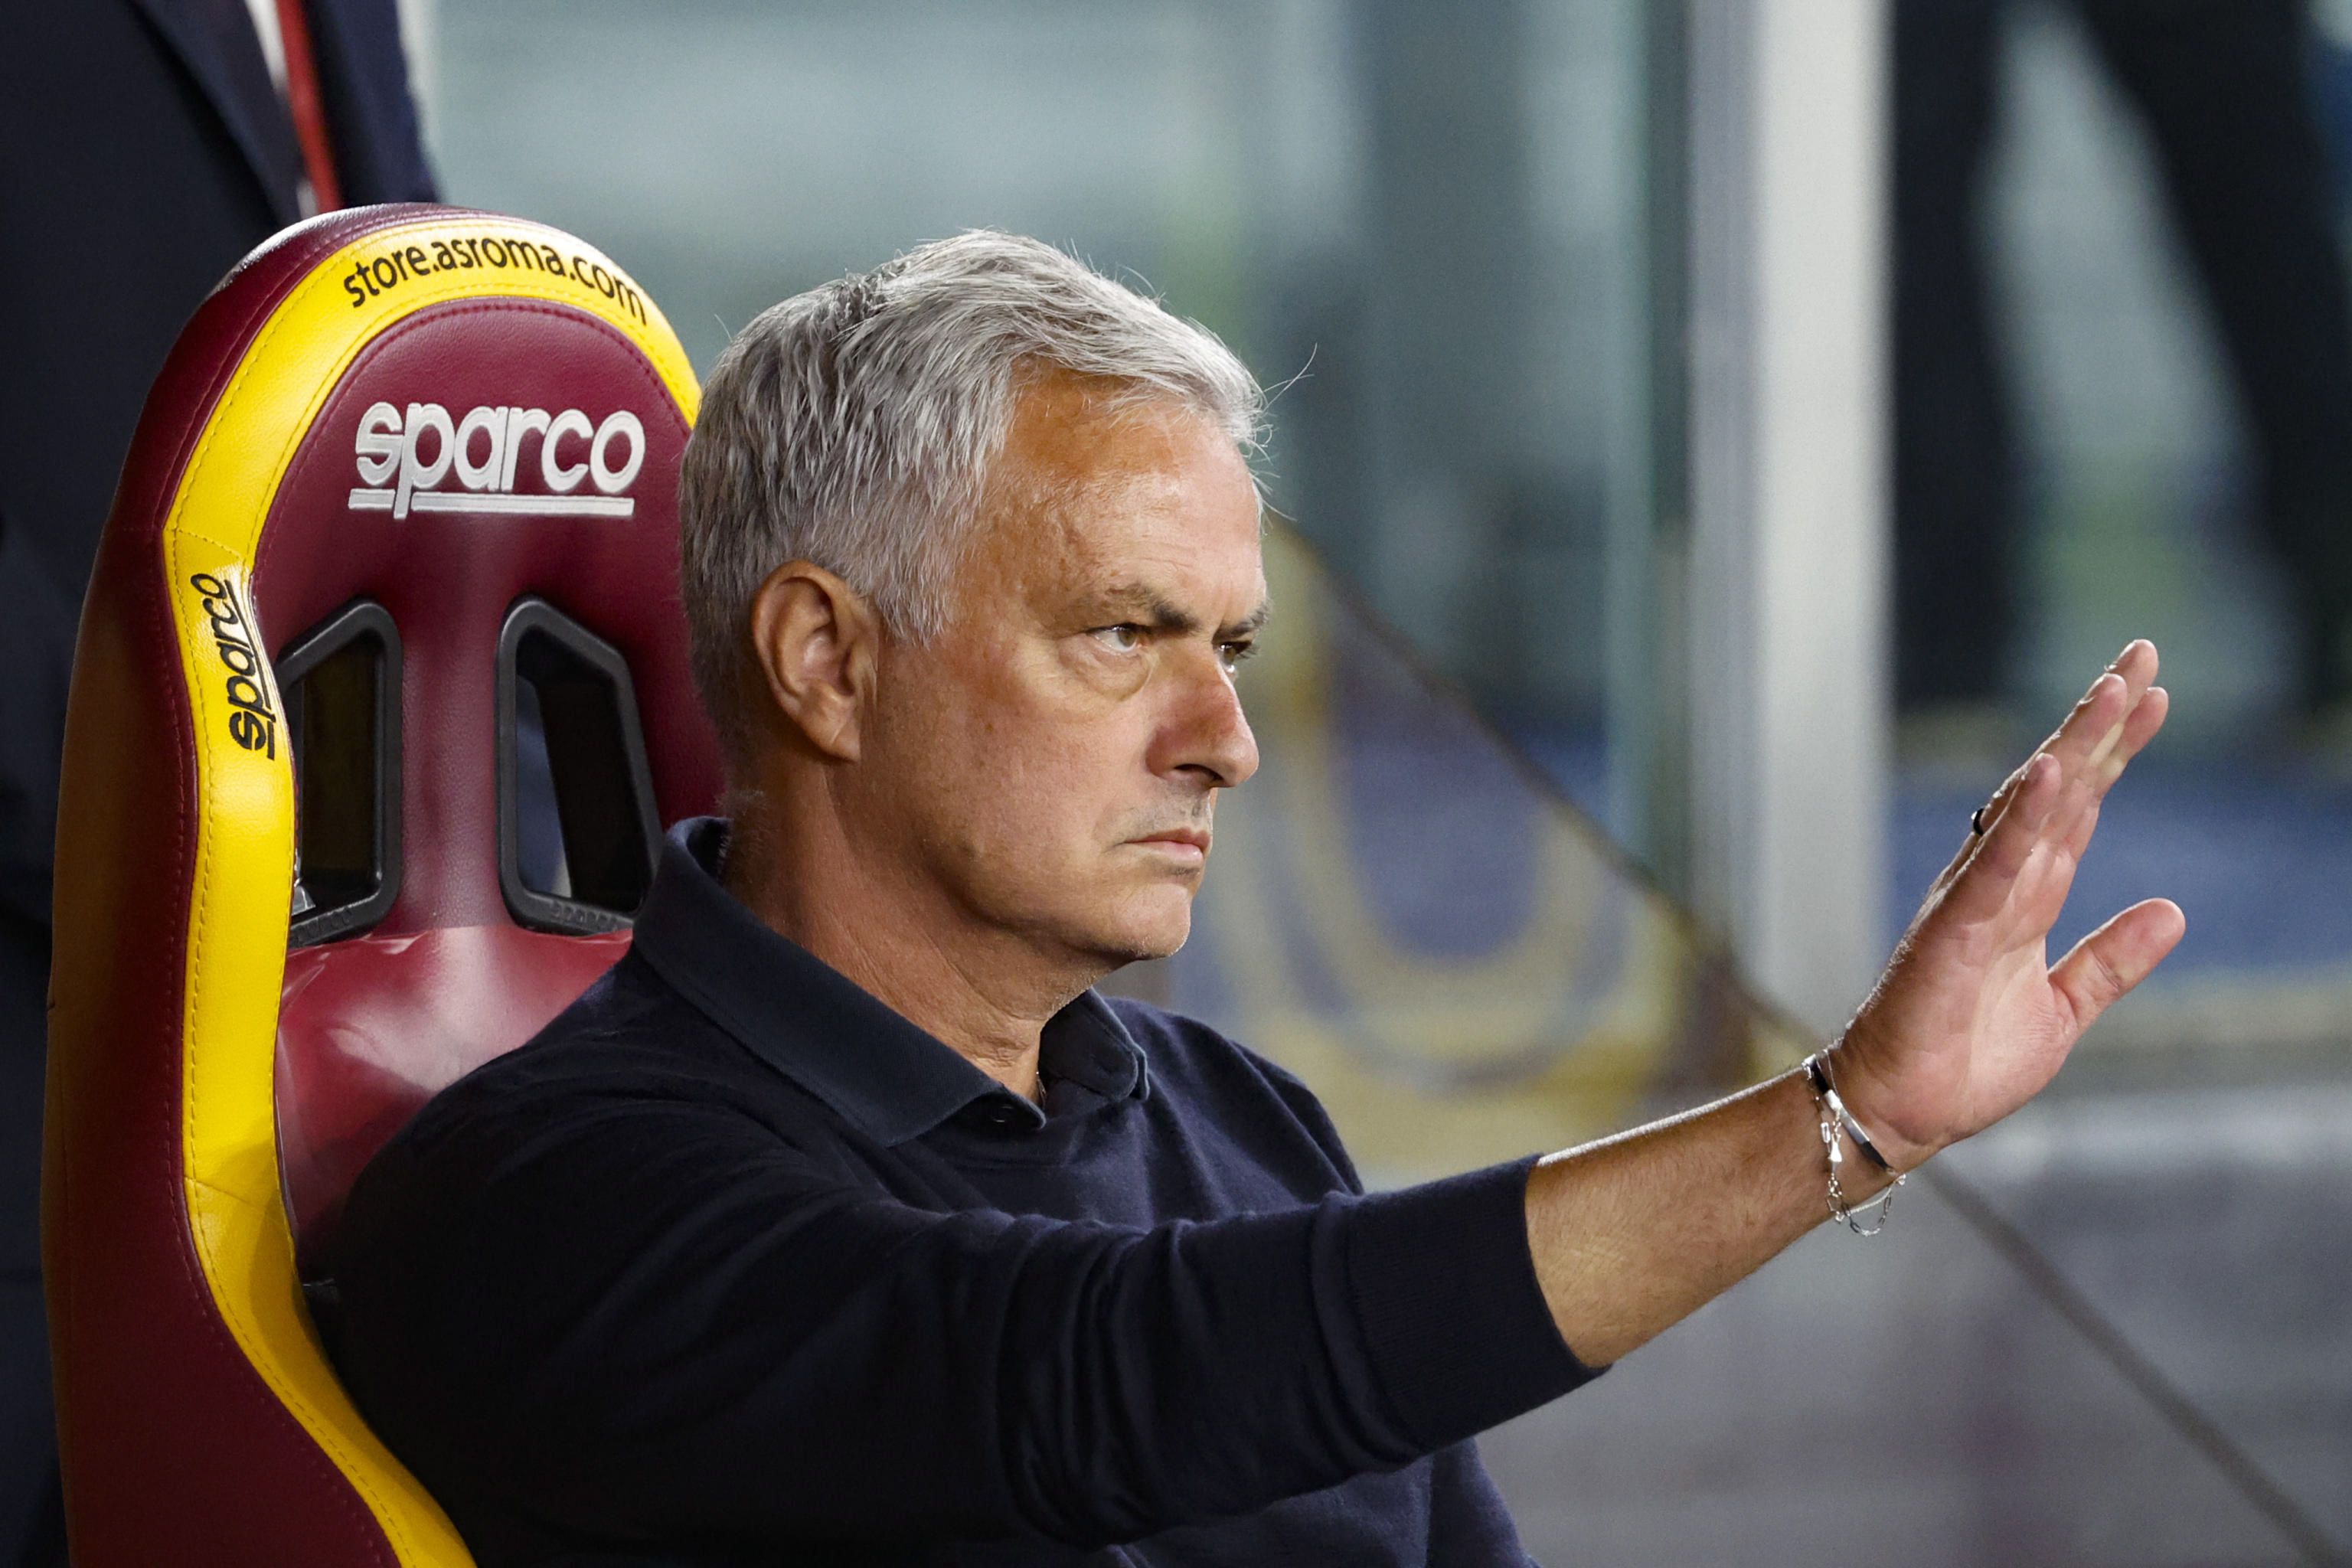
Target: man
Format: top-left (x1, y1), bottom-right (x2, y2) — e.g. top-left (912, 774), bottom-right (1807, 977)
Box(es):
top-left (2, 5), bottom-right (434, 1559)
top-left (322, 231), bottom-right (2182, 1565)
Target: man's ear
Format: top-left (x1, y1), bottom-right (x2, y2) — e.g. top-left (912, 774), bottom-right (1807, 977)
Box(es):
top-left (745, 560), bottom-right (879, 763)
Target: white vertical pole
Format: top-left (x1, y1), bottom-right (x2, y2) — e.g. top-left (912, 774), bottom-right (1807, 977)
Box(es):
top-left (1687, 0), bottom-right (1890, 1038)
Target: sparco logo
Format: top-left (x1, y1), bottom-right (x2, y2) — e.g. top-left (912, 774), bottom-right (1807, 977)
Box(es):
top-left (189, 572), bottom-right (277, 756)
top-left (348, 400), bottom-right (645, 520)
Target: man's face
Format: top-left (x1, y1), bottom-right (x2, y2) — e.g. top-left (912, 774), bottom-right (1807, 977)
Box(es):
top-left (852, 374), bottom-right (1266, 971)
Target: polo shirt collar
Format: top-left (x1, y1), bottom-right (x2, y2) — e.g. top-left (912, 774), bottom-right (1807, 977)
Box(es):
top-left (629, 817), bottom-right (1150, 1145)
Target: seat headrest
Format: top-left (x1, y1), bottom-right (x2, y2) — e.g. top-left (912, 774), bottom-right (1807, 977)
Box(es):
top-left (211, 207), bottom-right (729, 1258)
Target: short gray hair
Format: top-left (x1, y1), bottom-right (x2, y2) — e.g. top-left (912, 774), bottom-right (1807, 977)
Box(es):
top-left (677, 229), bottom-right (1266, 769)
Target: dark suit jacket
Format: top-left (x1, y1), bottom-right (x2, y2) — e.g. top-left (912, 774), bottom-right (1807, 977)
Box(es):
top-left (0, 0), bottom-right (437, 938)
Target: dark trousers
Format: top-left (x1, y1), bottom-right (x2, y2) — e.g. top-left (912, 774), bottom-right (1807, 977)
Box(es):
top-left (1894, 0), bottom-right (2352, 709)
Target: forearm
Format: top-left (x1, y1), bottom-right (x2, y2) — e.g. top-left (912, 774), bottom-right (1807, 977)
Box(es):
top-left (1523, 1064), bottom-right (1898, 1367)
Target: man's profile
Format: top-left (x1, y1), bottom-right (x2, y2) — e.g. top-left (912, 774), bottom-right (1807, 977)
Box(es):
top-left (318, 230), bottom-right (2183, 1565)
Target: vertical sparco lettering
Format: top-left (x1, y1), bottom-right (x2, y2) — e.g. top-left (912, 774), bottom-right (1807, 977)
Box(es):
top-left (188, 572), bottom-right (278, 757)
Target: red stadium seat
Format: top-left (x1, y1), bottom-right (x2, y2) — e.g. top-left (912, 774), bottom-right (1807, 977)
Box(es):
top-left (43, 204), bottom-right (721, 1566)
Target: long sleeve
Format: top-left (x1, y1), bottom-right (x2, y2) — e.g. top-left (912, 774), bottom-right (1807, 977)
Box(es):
top-left (326, 1094), bottom-right (1593, 1552)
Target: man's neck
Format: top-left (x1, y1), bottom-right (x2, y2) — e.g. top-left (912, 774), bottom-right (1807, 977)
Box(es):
top-left (719, 803), bottom-right (1093, 1099)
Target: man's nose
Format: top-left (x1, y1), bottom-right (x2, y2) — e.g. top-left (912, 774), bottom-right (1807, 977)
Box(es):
top-left (1159, 651), bottom-right (1259, 789)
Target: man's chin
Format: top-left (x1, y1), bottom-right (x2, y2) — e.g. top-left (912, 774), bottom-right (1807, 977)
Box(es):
top-left (1079, 900), bottom-right (1194, 967)
top-left (1091, 923), bottom-right (1189, 968)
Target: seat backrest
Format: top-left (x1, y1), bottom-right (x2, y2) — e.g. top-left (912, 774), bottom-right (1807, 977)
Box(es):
top-left (44, 204), bottom-right (721, 1566)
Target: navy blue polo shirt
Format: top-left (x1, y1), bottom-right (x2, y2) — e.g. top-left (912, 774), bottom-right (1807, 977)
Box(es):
top-left (320, 818), bottom-right (1596, 1566)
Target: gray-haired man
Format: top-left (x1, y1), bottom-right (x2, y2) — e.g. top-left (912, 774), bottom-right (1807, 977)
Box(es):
top-left (322, 231), bottom-right (2181, 1565)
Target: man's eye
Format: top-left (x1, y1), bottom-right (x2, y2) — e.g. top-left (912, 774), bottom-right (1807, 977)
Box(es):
top-left (1219, 639), bottom-right (1256, 671)
top-left (1093, 624), bottom-right (1145, 652)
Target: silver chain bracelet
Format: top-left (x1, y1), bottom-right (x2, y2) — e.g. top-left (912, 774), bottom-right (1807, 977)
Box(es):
top-left (1801, 1050), bottom-right (1906, 1236)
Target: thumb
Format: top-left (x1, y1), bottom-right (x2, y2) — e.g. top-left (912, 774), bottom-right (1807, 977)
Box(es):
top-left (2050, 897), bottom-right (2186, 1033)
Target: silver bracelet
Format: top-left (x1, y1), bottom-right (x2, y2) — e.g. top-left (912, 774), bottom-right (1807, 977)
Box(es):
top-left (1801, 1051), bottom-right (1906, 1236)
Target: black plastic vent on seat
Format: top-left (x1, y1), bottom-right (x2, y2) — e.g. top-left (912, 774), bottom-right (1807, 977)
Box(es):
top-left (278, 601), bottom-right (403, 946)
top-left (496, 598), bottom-right (661, 933)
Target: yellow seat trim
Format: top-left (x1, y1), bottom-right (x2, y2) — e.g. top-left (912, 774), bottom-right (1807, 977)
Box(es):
top-left (163, 213), bottom-right (699, 1565)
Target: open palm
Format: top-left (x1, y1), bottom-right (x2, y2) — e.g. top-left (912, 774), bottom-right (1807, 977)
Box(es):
top-left (1835, 641), bottom-right (2185, 1169)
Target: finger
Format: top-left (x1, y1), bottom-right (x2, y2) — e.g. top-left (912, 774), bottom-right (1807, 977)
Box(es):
top-left (2091, 684), bottom-right (2168, 799)
top-left (1938, 748), bottom-right (2044, 887)
top-left (2050, 897), bottom-right (2187, 1034)
top-left (2000, 676), bottom-right (2122, 865)
top-left (1931, 788), bottom-right (2009, 890)
top-left (1943, 751), bottom-right (2062, 923)
top-left (2047, 641), bottom-right (2158, 768)
top-left (1942, 645), bottom-right (2160, 897)
top-left (2059, 685), bottom-right (2167, 862)
top-left (2059, 798), bottom-right (2101, 867)
top-left (2040, 646), bottom-right (2161, 847)
top-left (1929, 763), bottom-right (2025, 893)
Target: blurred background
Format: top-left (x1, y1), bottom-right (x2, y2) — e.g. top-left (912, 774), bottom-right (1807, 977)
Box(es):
top-left (11, 0), bottom-right (2348, 1562)
top-left (397, 1), bottom-right (2350, 1562)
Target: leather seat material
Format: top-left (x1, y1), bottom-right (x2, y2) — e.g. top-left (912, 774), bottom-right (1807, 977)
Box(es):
top-left (277, 926), bottom-right (632, 1263)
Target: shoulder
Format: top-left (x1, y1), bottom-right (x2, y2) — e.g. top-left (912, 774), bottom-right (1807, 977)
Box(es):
top-left (392, 951), bottom-right (761, 1152)
top-left (336, 952), bottom-right (794, 1254)
top-left (1102, 996), bottom-right (1364, 1194)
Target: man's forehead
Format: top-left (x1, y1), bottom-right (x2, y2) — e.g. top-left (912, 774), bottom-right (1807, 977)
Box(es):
top-left (1031, 468), bottom-right (1258, 557)
top-left (981, 377), bottom-right (1265, 609)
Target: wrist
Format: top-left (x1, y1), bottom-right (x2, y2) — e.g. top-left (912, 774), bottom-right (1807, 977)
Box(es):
top-left (1798, 1052), bottom-right (1910, 1236)
top-left (1818, 1039), bottom-right (1939, 1174)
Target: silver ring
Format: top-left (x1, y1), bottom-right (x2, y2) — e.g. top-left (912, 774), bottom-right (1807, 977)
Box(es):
top-left (1970, 805), bottom-right (1988, 836)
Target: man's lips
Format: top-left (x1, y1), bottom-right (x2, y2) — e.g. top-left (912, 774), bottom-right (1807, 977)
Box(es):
top-left (1131, 828), bottom-right (1210, 858)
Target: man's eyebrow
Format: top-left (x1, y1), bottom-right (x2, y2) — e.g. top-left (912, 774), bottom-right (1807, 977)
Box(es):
top-left (1090, 583), bottom-right (1271, 640)
top-left (1223, 600), bottom-right (1272, 639)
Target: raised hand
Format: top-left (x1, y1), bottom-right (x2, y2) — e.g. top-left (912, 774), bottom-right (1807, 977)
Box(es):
top-left (1833, 641), bottom-right (2184, 1169)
